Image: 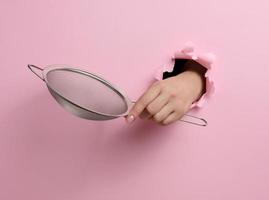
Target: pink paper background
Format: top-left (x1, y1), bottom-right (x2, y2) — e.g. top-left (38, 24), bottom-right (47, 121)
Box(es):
top-left (0, 0), bottom-right (269, 199)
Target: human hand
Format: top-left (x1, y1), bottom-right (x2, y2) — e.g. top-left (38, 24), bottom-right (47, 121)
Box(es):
top-left (125, 67), bottom-right (205, 125)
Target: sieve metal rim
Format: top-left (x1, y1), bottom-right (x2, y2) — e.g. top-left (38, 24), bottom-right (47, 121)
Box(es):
top-left (41, 64), bottom-right (133, 118)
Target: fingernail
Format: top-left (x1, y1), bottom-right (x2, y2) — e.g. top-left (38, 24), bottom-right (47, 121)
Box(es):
top-left (126, 115), bottom-right (135, 123)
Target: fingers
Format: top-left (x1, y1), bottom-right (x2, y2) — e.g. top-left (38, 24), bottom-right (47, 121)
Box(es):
top-left (162, 112), bottom-right (180, 125)
top-left (145, 92), bottom-right (170, 116)
top-left (126, 83), bottom-right (161, 123)
top-left (145, 103), bottom-right (187, 125)
top-left (140, 95), bottom-right (171, 120)
top-left (137, 90), bottom-right (170, 120)
top-left (152, 102), bottom-right (174, 123)
top-left (162, 106), bottom-right (187, 125)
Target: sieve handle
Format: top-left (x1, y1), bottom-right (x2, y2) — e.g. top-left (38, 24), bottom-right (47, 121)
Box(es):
top-left (179, 114), bottom-right (207, 127)
top-left (28, 64), bottom-right (45, 81)
top-left (130, 101), bottom-right (207, 126)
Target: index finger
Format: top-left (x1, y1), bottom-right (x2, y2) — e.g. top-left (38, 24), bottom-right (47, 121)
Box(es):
top-left (127, 84), bottom-right (161, 121)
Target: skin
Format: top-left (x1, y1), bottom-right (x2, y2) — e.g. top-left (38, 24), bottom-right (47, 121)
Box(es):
top-left (125, 60), bottom-right (207, 125)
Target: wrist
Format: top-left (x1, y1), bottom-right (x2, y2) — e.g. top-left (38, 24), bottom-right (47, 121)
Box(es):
top-left (177, 70), bottom-right (206, 103)
top-left (183, 60), bottom-right (207, 101)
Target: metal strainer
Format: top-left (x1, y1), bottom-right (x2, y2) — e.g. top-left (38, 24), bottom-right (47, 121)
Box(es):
top-left (28, 64), bottom-right (207, 126)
